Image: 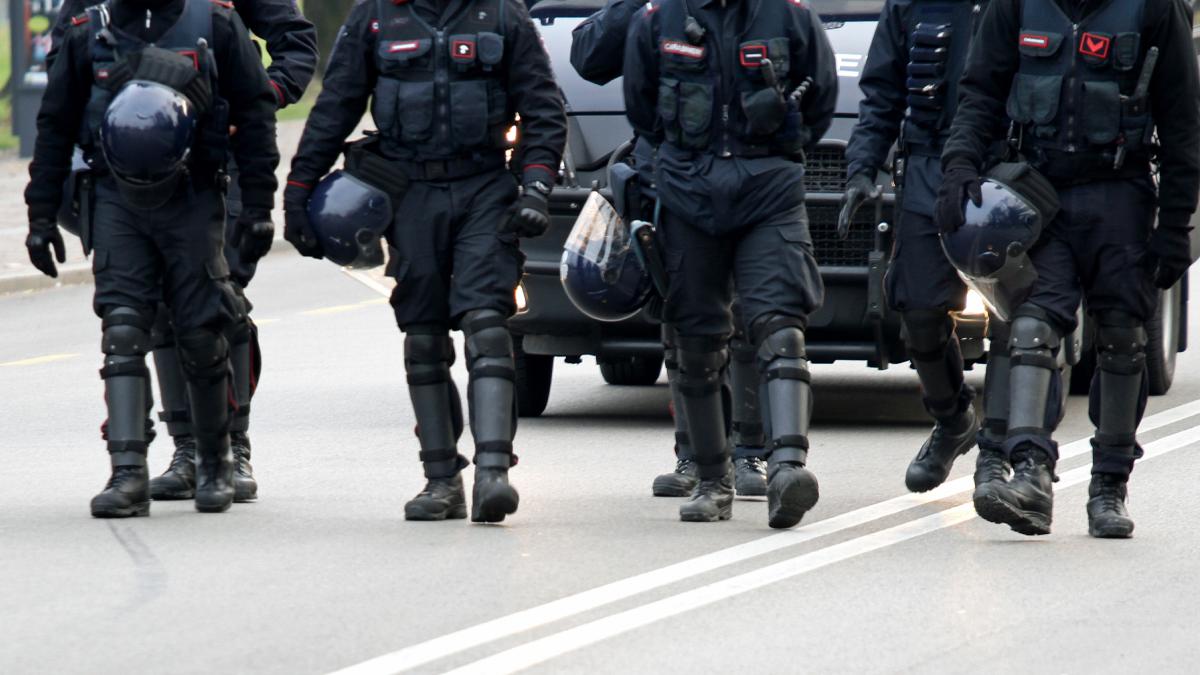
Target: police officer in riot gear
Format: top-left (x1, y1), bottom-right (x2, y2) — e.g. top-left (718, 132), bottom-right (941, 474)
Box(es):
top-left (50, 0), bottom-right (318, 504)
top-left (842, 0), bottom-right (1006, 495)
top-left (625, 0), bottom-right (837, 527)
top-left (286, 0), bottom-right (566, 523)
top-left (939, 0), bottom-right (1200, 537)
top-left (26, 0), bottom-right (280, 517)
top-left (570, 0), bottom-right (770, 499)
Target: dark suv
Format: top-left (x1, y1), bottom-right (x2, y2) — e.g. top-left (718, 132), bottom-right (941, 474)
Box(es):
top-left (510, 0), bottom-right (1185, 415)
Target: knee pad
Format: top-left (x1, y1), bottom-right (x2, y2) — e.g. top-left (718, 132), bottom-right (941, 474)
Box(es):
top-left (176, 328), bottom-right (230, 382)
top-left (101, 307), bottom-right (153, 358)
top-left (756, 321), bottom-right (807, 366)
top-left (750, 313), bottom-right (806, 353)
top-left (404, 326), bottom-right (456, 386)
top-left (463, 310), bottom-right (514, 365)
top-left (1009, 311), bottom-right (1060, 370)
top-left (901, 309), bottom-right (953, 360)
top-left (675, 335), bottom-right (727, 394)
top-left (1095, 311), bottom-right (1147, 376)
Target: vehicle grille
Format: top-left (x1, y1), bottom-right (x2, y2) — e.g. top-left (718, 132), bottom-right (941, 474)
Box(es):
top-left (808, 204), bottom-right (888, 268)
top-left (805, 145), bottom-right (851, 193)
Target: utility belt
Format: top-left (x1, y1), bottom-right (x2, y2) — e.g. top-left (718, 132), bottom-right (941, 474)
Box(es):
top-left (356, 134), bottom-right (506, 183)
top-left (660, 140), bottom-right (796, 162)
top-left (394, 154), bottom-right (506, 182)
top-left (1026, 147), bottom-right (1153, 186)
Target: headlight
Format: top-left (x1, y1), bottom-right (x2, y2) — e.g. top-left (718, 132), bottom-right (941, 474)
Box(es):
top-left (515, 283), bottom-right (528, 313)
top-left (506, 125), bottom-right (519, 144)
top-left (962, 289), bottom-right (989, 317)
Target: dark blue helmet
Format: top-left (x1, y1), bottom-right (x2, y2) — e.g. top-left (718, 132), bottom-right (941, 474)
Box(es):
top-left (941, 163), bottom-right (1060, 321)
top-left (100, 80), bottom-right (197, 210)
top-left (307, 170), bottom-right (394, 268)
top-left (560, 191), bottom-right (652, 322)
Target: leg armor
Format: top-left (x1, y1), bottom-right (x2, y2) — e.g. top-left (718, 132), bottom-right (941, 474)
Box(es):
top-left (151, 304), bottom-right (191, 439)
top-left (176, 327), bottom-right (234, 512)
top-left (100, 307), bottom-right (154, 468)
top-left (1004, 305), bottom-right (1063, 464)
top-left (979, 321), bottom-right (1012, 452)
top-left (462, 310), bottom-right (517, 469)
top-left (228, 312), bottom-right (254, 435)
top-left (754, 316), bottom-right (812, 467)
top-left (730, 325), bottom-right (765, 452)
top-left (1089, 311), bottom-right (1148, 478)
top-left (663, 323), bottom-right (693, 461)
top-left (675, 334), bottom-right (732, 479)
top-left (902, 309), bottom-right (972, 422)
top-left (404, 325), bottom-right (467, 479)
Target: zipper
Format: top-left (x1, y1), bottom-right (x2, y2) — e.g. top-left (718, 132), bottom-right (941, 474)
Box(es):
top-left (713, 9), bottom-right (732, 157)
top-left (435, 29), bottom-right (449, 143)
top-left (1065, 22), bottom-right (1078, 152)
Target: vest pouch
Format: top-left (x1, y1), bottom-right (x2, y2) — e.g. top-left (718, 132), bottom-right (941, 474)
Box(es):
top-left (477, 32), bottom-right (505, 69)
top-left (660, 40), bottom-right (708, 72)
top-left (449, 35), bottom-right (479, 71)
top-left (373, 78), bottom-right (401, 135)
top-left (658, 77), bottom-right (680, 144)
top-left (194, 98), bottom-right (230, 166)
top-left (740, 87), bottom-right (786, 137)
top-left (737, 39), bottom-right (789, 81)
top-left (486, 80), bottom-right (508, 128)
top-left (1017, 31), bottom-right (1064, 58)
top-left (1006, 73), bottom-right (1061, 126)
top-left (1112, 33), bottom-right (1140, 72)
top-left (397, 81), bottom-right (436, 142)
top-left (449, 80), bottom-right (489, 147)
top-left (677, 82), bottom-right (713, 149)
top-left (1080, 80), bottom-right (1120, 146)
top-left (377, 39), bottom-right (434, 71)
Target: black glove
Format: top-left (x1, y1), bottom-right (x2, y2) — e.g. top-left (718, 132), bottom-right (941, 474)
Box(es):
top-left (283, 182), bottom-right (324, 259)
top-left (26, 219), bottom-right (66, 279)
top-left (1145, 216), bottom-right (1193, 289)
top-left (935, 160), bottom-right (983, 234)
top-left (501, 184), bottom-right (551, 238)
top-left (231, 213), bottom-right (275, 265)
top-left (837, 172), bottom-right (880, 240)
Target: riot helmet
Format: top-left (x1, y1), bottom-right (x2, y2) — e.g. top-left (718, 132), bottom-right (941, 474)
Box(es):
top-left (941, 162), bottom-right (1061, 321)
top-left (306, 170), bottom-right (394, 268)
top-left (100, 80), bottom-right (197, 210)
top-left (560, 191), bottom-right (653, 322)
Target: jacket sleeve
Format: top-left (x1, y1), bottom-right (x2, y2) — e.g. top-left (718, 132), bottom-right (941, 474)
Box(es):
top-left (623, 7), bottom-right (660, 144)
top-left (789, 0), bottom-right (838, 152)
top-left (941, 0), bottom-right (1020, 171)
top-left (287, 2), bottom-right (377, 188)
top-left (26, 27), bottom-right (91, 222)
top-left (217, 10), bottom-right (281, 219)
top-left (1146, 0), bottom-right (1200, 227)
top-left (237, 0), bottom-right (320, 107)
top-left (46, 0), bottom-right (89, 68)
top-left (845, 0), bottom-right (907, 179)
top-left (570, 0), bottom-right (646, 85)
top-left (506, 0), bottom-right (568, 186)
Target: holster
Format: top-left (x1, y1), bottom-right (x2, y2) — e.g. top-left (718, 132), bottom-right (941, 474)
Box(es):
top-left (344, 134), bottom-right (411, 207)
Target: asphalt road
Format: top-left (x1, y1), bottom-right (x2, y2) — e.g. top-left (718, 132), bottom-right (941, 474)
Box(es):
top-left (3, 254), bottom-right (1199, 675)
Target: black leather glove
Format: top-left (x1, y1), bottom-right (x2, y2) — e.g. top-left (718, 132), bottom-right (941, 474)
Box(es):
top-left (26, 219), bottom-right (66, 278)
top-left (283, 182), bottom-right (324, 259)
top-left (935, 160), bottom-right (983, 234)
top-left (501, 184), bottom-right (551, 238)
top-left (837, 172), bottom-right (880, 240)
top-left (1145, 215), bottom-right (1193, 290)
top-left (231, 213), bottom-right (275, 265)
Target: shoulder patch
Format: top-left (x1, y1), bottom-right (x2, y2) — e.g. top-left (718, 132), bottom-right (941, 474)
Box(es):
top-left (661, 39), bottom-right (705, 59)
top-left (70, 13), bottom-right (89, 26)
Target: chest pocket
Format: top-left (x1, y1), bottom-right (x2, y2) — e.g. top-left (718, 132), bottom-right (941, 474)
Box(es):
top-left (736, 38), bottom-right (789, 81)
top-left (737, 38), bottom-right (790, 138)
top-left (447, 33), bottom-right (507, 147)
top-left (374, 40), bottom-right (435, 142)
top-left (1006, 31), bottom-right (1064, 131)
top-left (659, 77), bottom-right (714, 149)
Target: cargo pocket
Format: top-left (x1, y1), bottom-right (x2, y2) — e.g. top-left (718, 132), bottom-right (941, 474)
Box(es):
top-left (92, 249), bottom-right (109, 274)
top-left (1006, 73), bottom-right (1062, 126)
top-left (678, 82), bottom-right (713, 149)
top-left (658, 78), bottom-right (680, 144)
top-left (397, 81), bottom-right (436, 143)
top-left (205, 255), bottom-right (230, 281)
top-left (777, 222), bottom-right (813, 247)
top-left (449, 80), bottom-right (489, 147)
top-left (1081, 80), bottom-right (1120, 145)
top-left (385, 253), bottom-right (411, 283)
top-left (740, 87), bottom-right (787, 137)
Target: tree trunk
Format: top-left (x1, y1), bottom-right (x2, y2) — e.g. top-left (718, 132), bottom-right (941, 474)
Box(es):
top-left (306, 0), bottom-right (358, 74)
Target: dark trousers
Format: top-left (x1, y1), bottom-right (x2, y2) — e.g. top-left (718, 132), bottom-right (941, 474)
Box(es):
top-left (886, 211), bottom-right (967, 313)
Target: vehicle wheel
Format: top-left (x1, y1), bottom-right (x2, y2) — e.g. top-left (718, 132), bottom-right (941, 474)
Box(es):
top-left (1147, 283), bottom-right (1181, 396)
top-left (514, 337), bottom-right (553, 417)
top-left (599, 354), bottom-right (664, 386)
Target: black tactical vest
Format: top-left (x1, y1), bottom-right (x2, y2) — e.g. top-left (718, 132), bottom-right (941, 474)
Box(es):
top-left (902, 0), bottom-right (985, 154)
top-left (370, 0), bottom-right (512, 161)
top-left (81, 0), bottom-right (226, 166)
top-left (1006, 0), bottom-right (1150, 166)
top-left (654, 0), bottom-right (809, 157)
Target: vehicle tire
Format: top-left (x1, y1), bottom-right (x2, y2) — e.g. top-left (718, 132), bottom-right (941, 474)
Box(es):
top-left (514, 337), bottom-right (553, 417)
top-left (599, 354), bottom-right (664, 386)
top-left (1146, 284), bottom-right (1181, 396)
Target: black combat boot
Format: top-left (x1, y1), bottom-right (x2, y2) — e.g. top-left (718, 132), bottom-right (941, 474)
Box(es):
top-left (767, 462), bottom-right (819, 529)
top-left (91, 452), bottom-right (151, 518)
top-left (653, 456), bottom-right (698, 497)
top-left (472, 454), bottom-right (520, 523)
top-left (406, 474), bottom-right (468, 521)
top-left (149, 436), bottom-right (197, 500)
top-left (734, 455), bottom-right (768, 497)
top-left (972, 445), bottom-right (1011, 491)
top-left (189, 379), bottom-right (235, 514)
top-left (974, 446), bottom-right (1054, 536)
top-left (679, 471), bottom-right (734, 522)
top-left (1087, 474), bottom-right (1135, 539)
top-left (231, 431), bottom-right (258, 502)
top-left (906, 407), bottom-right (979, 493)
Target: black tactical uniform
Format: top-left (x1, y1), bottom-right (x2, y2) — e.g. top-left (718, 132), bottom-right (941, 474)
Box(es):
top-left (49, 0), bottom-right (317, 504)
top-left (287, 0), bottom-right (566, 523)
top-left (571, 0), bottom-right (768, 498)
top-left (940, 0), bottom-right (1200, 537)
top-left (26, 0), bottom-right (280, 517)
top-left (625, 0), bottom-right (837, 527)
top-left (844, 0), bottom-right (1007, 494)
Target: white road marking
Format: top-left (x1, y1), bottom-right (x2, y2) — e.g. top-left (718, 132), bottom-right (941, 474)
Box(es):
top-left (326, 399), bottom-right (1200, 675)
top-left (445, 423), bottom-right (1200, 675)
top-left (341, 268), bottom-right (394, 298)
top-left (0, 353), bottom-right (80, 367)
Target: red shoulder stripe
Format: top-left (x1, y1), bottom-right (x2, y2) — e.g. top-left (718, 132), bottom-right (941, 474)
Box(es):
top-left (71, 14), bottom-right (89, 26)
top-left (211, 0), bottom-right (234, 9)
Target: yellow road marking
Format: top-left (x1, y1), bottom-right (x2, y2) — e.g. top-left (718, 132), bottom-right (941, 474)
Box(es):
top-left (0, 353), bottom-right (80, 367)
top-left (300, 304), bottom-right (364, 316)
